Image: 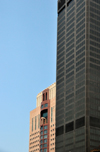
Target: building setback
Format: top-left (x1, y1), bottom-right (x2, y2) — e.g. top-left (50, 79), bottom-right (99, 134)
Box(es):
top-left (56, 0), bottom-right (100, 152)
top-left (29, 83), bottom-right (56, 152)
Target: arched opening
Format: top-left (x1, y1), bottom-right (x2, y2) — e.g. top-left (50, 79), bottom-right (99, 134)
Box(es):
top-left (41, 109), bottom-right (48, 124)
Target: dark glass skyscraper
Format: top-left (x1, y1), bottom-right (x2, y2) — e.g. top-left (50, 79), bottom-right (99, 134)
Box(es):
top-left (56, 0), bottom-right (100, 152)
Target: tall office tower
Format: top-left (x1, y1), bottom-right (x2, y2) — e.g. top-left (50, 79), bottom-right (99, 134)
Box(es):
top-left (56, 0), bottom-right (100, 152)
top-left (29, 83), bottom-right (56, 152)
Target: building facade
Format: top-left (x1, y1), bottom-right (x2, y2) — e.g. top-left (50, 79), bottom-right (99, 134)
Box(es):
top-left (29, 83), bottom-right (56, 152)
top-left (56, 0), bottom-right (100, 152)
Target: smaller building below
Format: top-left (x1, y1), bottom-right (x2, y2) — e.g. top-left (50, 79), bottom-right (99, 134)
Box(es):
top-left (29, 83), bottom-right (56, 152)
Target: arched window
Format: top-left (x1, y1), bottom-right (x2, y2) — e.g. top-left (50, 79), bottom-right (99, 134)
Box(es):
top-left (46, 92), bottom-right (47, 100)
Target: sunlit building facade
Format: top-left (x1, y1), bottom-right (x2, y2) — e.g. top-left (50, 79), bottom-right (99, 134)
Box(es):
top-left (29, 83), bottom-right (56, 152)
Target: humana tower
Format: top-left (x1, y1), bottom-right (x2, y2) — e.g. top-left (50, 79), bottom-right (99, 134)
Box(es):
top-left (56, 0), bottom-right (100, 152)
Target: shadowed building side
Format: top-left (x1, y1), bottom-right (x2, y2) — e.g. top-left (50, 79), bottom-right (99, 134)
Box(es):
top-left (56, 0), bottom-right (100, 152)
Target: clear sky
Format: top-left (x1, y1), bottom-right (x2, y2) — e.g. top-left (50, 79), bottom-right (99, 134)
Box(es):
top-left (0, 0), bottom-right (57, 152)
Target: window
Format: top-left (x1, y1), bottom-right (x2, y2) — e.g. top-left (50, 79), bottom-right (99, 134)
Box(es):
top-left (41, 145), bottom-right (43, 148)
top-left (57, 42), bottom-right (65, 51)
top-left (44, 135), bottom-right (47, 138)
top-left (67, 0), bottom-right (74, 7)
top-left (35, 116), bottom-right (37, 130)
top-left (67, 17), bottom-right (75, 27)
top-left (66, 71), bottom-right (74, 79)
top-left (41, 105), bottom-right (43, 109)
top-left (44, 125), bottom-right (48, 129)
top-left (44, 130), bottom-right (47, 134)
top-left (40, 140), bottom-right (43, 144)
top-left (41, 126), bottom-right (43, 130)
top-left (32, 118), bottom-right (33, 132)
top-left (44, 144), bottom-right (47, 147)
top-left (76, 52), bottom-right (85, 61)
top-left (75, 117), bottom-right (85, 129)
top-left (38, 114), bottom-right (40, 129)
top-left (45, 103), bottom-right (48, 107)
top-left (44, 149), bottom-right (47, 152)
top-left (66, 65), bottom-right (74, 74)
top-left (65, 121), bottom-right (74, 133)
top-left (41, 136), bottom-right (43, 139)
top-left (44, 139), bottom-right (47, 143)
top-left (41, 131), bottom-right (43, 135)
top-left (46, 92), bottom-right (47, 100)
top-left (76, 63), bottom-right (85, 72)
top-left (76, 58), bottom-right (85, 67)
top-left (90, 116), bottom-right (100, 128)
top-left (51, 107), bottom-right (53, 122)
top-left (56, 125), bottom-right (64, 136)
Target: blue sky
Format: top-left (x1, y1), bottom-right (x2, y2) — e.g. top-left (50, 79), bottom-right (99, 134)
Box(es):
top-left (0, 1), bottom-right (57, 152)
